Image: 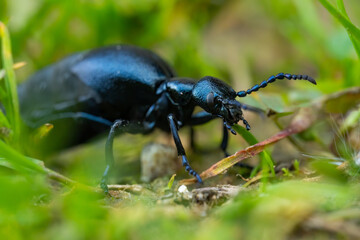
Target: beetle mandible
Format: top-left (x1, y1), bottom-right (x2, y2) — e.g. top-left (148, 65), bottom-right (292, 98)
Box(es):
top-left (18, 45), bottom-right (316, 192)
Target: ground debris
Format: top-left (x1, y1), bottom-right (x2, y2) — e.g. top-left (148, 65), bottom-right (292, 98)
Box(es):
top-left (301, 215), bottom-right (360, 239)
top-left (176, 184), bottom-right (244, 205)
top-left (192, 185), bottom-right (243, 204)
top-left (108, 184), bottom-right (144, 194)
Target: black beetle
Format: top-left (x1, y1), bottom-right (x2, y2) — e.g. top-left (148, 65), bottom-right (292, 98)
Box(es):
top-left (18, 45), bottom-right (316, 192)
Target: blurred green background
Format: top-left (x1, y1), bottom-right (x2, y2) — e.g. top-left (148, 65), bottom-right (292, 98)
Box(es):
top-left (1, 0), bottom-right (360, 239)
top-left (2, 0), bottom-right (358, 88)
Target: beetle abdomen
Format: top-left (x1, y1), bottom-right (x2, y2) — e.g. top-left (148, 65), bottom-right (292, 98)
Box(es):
top-left (71, 45), bottom-right (177, 121)
top-left (19, 45), bottom-right (176, 126)
top-left (72, 45), bottom-right (175, 108)
top-left (18, 52), bottom-right (101, 126)
top-left (18, 45), bottom-right (177, 154)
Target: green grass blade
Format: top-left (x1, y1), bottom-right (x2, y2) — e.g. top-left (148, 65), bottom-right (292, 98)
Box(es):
top-left (167, 174), bottom-right (176, 189)
top-left (0, 109), bottom-right (11, 140)
top-left (233, 125), bottom-right (275, 176)
top-left (0, 109), bottom-right (10, 129)
top-left (336, 0), bottom-right (360, 59)
top-left (318, 0), bottom-right (360, 43)
top-left (0, 69), bottom-right (5, 79)
top-left (0, 140), bottom-right (45, 174)
top-left (0, 22), bottom-right (21, 144)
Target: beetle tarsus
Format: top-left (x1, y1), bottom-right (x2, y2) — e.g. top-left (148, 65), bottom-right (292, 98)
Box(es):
top-left (241, 117), bottom-right (251, 131)
top-left (168, 114), bottom-right (202, 183)
top-left (195, 173), bottom-right (203, 184)
top-left (224, 121), bottom-right (237, 135)
top-left (182, 155), bottom-right (203, 182)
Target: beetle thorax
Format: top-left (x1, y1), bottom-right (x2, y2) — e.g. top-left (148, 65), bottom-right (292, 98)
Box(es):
top-left (165, 78), bottom-right (196, 106)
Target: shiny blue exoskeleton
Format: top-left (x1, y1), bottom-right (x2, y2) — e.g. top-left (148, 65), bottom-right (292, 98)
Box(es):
top-left (18, 45), bottom-right (316, 193)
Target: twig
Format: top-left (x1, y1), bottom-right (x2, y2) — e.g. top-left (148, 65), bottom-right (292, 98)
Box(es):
top-left (180, 107), bottom-right (316, 185)
top-left (0, 157), bottom-right (101, 193)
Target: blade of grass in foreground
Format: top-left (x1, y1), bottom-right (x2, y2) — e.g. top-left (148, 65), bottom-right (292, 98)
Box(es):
top-left (0, 109), bottom-right (10, 129)
top-left (318, 0), bottom-right (360, 43)
top-left (0, 140), bottom-right (44, 174)
top-left (232, 124), bottom-right (275, 177)
top-left (0, 22), bottom-right (21, 143)
top-left (0, 110), bottom-right (11, 141)
top-left (336, 0), bottom-right (360, 59)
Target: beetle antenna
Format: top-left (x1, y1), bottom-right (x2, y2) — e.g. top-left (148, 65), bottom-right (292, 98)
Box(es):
top-left (237, 73), bottom-right (316, 97)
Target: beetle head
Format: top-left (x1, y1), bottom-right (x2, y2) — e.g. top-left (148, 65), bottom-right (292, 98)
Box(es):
top-left (192, 76), bottom-right (250, 132)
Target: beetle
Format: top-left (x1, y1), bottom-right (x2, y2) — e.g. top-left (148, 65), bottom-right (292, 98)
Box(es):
top-left (18, 45), bottom-right (316, 192)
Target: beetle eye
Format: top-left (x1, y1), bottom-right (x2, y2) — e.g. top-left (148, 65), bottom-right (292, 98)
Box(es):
top-left (206, 92), bottom-right (215, 108)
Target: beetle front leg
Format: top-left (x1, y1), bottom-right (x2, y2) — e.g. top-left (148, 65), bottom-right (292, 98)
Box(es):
top-left (168, 114), bottom-right (203, 183)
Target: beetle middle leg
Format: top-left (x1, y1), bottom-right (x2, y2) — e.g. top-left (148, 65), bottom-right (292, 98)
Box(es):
top-left (168, 114), bottom-right (203, 183)
top-left (220, 124), bottom-right (230, 157)
top-left (100, 119), bottom-right (151, 193)
top-left (29, 112), bottom-right (113, 128)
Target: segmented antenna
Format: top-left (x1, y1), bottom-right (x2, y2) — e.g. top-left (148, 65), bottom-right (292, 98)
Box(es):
top-left (237, 73), bottom-right (316, 97)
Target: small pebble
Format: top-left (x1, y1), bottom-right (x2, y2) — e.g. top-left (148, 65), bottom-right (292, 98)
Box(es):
top-left (141, 143), bottom-right (179, 182)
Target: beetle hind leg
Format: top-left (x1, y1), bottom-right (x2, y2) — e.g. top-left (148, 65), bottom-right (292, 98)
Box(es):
top-left (100, 119), bottom-right (152, 194)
